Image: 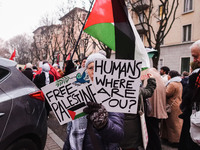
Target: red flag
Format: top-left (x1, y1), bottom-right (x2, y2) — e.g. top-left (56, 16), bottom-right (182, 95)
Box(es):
top-left (10, 50), bottom-right (16, 60)
top-left (66, 53), bottom-right (71, 61)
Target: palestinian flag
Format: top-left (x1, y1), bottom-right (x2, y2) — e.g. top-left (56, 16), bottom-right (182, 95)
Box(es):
top-left (84, 0), bottom-right (150, 69)
top-left (67, 102), bottom-right (86, 120)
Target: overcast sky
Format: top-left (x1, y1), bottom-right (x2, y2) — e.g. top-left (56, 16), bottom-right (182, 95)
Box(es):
top-left (0, 0), bottom-right (90, 41)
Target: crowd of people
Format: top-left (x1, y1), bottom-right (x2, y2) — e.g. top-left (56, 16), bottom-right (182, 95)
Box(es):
top-left (16, 40), bottom-right (200, 150)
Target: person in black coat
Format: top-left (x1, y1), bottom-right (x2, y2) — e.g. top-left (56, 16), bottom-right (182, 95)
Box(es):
top-left (64, 60), bottom-right (76, 76)
top-left (22, 63), bottom-right (33, 81)
top-left (34, 63), bottom-right (54, 117)
top-left (179, 42), bottom-right (200, 150)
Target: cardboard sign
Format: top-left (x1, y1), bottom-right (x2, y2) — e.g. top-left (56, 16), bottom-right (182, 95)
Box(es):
top-left (93, 59), bottom-right (142, 114)
top-left (41, 68), bottom-right (98, 125)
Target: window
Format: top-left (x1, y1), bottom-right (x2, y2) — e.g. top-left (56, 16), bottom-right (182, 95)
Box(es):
top-left (139, 34), bottom-right (144, 41)
top-left (138, 13), bottom-right (144, 23)
top-left (82, 14), bottom-right (86, 21)
top-left (158, 5), bottom-right (165, 20)
top-left (184, 0), bottom-right (193, 12)
top-left (183, 24), bottom-right (191, 42)
top-left (0, 67), bottom-right (9, 81)
top-left (181, 57), bottom-right (190, 73)
top-left (158, 59), bottom-right (164, 71)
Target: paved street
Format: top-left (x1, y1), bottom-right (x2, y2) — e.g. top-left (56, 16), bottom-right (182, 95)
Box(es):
top-left (45, 112), bottom-right (178, 150)
top-left (44, 128), bottom-right (63, 150)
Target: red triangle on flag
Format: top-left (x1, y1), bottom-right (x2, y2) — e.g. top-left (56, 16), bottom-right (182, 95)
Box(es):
top-left (68, 110), bottom-right (76, 120)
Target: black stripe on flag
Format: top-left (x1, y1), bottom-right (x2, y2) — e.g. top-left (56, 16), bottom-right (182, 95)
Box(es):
top-left (68, 102), bottom-right (86, 111)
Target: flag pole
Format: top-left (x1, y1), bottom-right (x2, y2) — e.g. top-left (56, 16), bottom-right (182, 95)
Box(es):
top-left (70, 0), bottom-right (95, 60)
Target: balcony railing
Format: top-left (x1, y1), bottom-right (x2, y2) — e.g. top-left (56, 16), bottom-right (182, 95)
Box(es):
top-left (133, 0), bottom-right (150, 12)
top-left (135, 23), bottom-right (148, 34)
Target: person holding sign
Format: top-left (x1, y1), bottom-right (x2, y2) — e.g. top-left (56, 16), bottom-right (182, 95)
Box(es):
top-left (63, 51), bottom-right (124, 150)
top-left (120, 77), bottom-right (156, 150)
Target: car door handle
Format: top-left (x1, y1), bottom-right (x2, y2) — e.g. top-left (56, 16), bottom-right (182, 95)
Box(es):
top-left (0, 113), bottom-right (5, 118)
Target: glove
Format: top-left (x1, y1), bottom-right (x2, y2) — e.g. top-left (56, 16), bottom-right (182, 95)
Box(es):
top-left (140, 77), bottom-right (156, 99)
top-left (147, 77), bottom-right (156, 88)
top-left (83, 102), bottom-right (108, 129)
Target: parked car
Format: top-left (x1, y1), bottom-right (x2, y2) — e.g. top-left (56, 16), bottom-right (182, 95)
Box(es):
top-left (0, 57), bottom-right (47, 150)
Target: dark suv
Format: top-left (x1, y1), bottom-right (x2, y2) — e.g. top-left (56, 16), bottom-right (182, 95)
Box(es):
top-left (0, 57), bottom-right (47, 150)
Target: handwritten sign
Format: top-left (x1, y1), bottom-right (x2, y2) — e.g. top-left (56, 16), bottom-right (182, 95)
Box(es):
top-left (93, 59), bottom-right (142, 114)
top-left (41, 68), bottom-right (98, 125)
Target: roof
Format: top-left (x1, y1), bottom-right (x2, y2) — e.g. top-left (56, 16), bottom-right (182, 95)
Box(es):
top-left (33, 24), bottom-right (61, 34)
top-left (0, 57), bottom-right (17, 67)
top-left (33, 26), bottom-right (48, 34)
top-left (59, 7), bottom-right (88, 21)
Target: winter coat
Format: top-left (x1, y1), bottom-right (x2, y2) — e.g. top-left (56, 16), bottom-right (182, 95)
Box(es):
top-left (64, 60), bottom-right (76, 76)
top-left (180, 70), bottom-right (199, 117)
top-left (120, 78), bottom-right (156, 149)
top-left (34, 72), bottom-right (54, 89)
top-left (179, 69), bottom-right (200, 150)
top-left (63, 112), bottom-right (124, 150)
top-left (49, 64), bottom-right (61, 80)
top-left (161, 80), bottom-right (183, 143)
top-left (33, 64), bottom-right (61, 81)
top-left (161, 74), bottom-right (168, 85)
top-left (22, 68), bottom-right (33, 81)
top-left (141, 68), bottom-right (168, 119)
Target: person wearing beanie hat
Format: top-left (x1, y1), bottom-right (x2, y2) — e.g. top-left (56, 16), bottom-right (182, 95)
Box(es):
top-left (85, 51), bottom-right (106, 69)
top-left (22, 63), bottom-right (33, 81)
top-left (34, 63), bottom-right (54, 117)
top-left (25, 63), bottom-right (33, 69)
top-left (85, 52), bottom-right (106, 81)
top-left (63, 52), bottom-right (124, 150)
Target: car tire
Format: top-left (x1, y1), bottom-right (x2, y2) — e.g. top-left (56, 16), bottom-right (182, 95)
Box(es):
top-left (6, 138), bottom-right (38, 150)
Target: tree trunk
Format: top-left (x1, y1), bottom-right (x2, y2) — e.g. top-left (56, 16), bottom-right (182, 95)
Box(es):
top-left (152, 44), bottom-right (161, 69)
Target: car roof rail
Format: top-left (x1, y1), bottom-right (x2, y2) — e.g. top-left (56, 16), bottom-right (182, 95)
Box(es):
top-left (0, 57), bottom-right (17, 67)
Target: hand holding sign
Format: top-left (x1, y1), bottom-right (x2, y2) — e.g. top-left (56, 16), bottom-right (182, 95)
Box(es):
top-left (84, 102), bottom-right (108, 129)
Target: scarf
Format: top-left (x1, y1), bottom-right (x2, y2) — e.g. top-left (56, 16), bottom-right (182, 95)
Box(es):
top-left (165, 76), bottom-right (182, 87)
top-left (69, 116), bottom-right (87, 150)
top-left (44, 72), bottom-right (50, 85)
top-left (195, 71), bottom-right (200, 88)
top-left (42, 63), bottom-right (50, 85)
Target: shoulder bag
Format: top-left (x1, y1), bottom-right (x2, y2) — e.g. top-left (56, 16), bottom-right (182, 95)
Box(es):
top-left (139, 95), bottom-right (148, 150)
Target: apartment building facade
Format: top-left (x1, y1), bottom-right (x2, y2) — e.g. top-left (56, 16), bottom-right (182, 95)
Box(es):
top-left (32, 7), bottom-right (99, 66)
top-left (130, 0), bottom-right (199, 73)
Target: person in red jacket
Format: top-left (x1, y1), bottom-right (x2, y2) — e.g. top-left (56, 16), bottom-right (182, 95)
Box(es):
top-left (34, 61), bottom-right (61, 81)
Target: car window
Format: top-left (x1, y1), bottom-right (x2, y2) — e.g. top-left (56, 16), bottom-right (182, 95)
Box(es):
top-left (0, 67), bottom-right (10, 81)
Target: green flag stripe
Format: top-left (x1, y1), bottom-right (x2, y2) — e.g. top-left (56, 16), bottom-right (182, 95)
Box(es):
top-left (84, 22), bottom-right (135, 59)
top-left (84, 23), bottom-right (116, 51)
top-left (74, 112), bottom-right (86, 119)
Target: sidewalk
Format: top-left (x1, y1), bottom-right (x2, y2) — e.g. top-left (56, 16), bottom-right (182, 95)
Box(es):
top-left (44, 127), bottom-right (178, 150)
top-left (44, 128), bottom-right (64, 150)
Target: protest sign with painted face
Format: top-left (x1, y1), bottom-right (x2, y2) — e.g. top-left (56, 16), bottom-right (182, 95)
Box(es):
top-left (41, 68), bottom-right (98, 125)
top-left (93, 59), bottom-right (142, 114)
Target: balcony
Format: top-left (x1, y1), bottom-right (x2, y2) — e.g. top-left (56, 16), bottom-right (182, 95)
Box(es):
top-left (135, 23), bottom-right (148, 34)
top-left (133, 0), bottom-right (150, 12)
